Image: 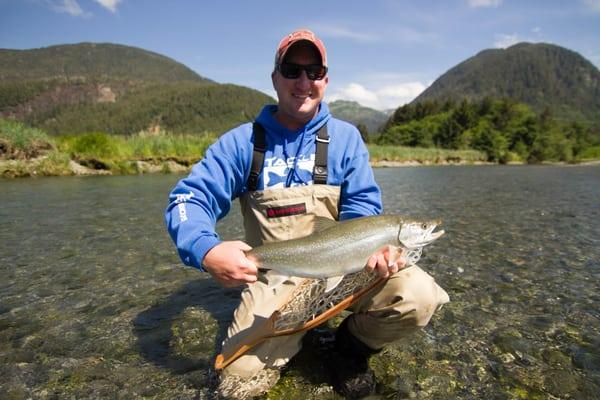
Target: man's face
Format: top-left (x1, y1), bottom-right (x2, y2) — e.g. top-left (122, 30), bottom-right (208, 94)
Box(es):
top-left (272, 42), bottom-right (329, 131)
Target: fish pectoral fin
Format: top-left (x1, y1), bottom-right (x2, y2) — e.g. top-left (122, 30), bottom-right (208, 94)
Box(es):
top-left (324, 275), bottom-right (344, 293)
top-left (264, 271), bottom-right (291, 290)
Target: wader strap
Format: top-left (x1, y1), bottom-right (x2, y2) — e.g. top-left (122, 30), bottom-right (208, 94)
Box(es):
top-left (313, 124), bottom-right (329, 184)
top-left (247, 122), bottom-right (266, 191)
top-left (247, 122), bottom-right (329, 190)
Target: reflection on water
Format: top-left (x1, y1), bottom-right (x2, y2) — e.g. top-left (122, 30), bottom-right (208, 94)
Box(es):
top-left (1, 166), bottom-right (599, 398)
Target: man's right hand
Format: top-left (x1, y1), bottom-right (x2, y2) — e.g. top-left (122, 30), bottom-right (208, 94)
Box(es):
top-left (202, 241), bottom-right (258, 288)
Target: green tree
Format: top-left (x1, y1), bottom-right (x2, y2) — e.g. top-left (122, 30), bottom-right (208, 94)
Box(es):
top-left (356, 123), bottom-right (370, 143)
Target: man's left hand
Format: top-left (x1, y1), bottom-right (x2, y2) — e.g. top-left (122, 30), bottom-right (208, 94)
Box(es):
top-left (365, 246), bottom-right (406, 278)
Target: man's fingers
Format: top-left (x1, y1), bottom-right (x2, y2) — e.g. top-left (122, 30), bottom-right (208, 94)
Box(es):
top-left (241, 258), bottom-right (258, 275)
top-left (365, 255), bottom-right (377, 273)
top-left (396, 248), bottom-right (407, 269)
top-left (234, 240), bottom-right (253, 252)
top-left (375, 253), bottom-right (389, 278)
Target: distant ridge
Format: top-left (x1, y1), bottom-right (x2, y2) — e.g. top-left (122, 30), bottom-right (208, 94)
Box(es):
top-left (412, 42), bottom-right (600, 126)
top-left (328, 100), bottom-right (388, 133)
top-left (0, 43), bottom-right (274, 135)
top-left (0, 42), bottom-right (209, 82)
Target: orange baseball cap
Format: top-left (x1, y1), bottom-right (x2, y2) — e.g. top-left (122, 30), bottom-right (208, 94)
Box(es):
top-left (274, 29), bottom-right (327, 67)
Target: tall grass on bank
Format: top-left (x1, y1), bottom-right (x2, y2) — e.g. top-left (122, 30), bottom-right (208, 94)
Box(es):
top-left (54, 130), bottom-right (218, 174)
top-left (368, 144), bottom-right (488, 164)
top-left (0, 118), bottom-right (55, 158)
top-left (1, 119), bottom-right (218, 177)
top-left (0, 118), bottom-right (72, 177)
top-left (57, 130), bottom-right (217, 163)
top-left (577, 145), bottom-right (600, 162)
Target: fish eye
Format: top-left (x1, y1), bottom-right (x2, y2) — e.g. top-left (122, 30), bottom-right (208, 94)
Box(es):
top-left (422, 223), bottom-right (428, 230)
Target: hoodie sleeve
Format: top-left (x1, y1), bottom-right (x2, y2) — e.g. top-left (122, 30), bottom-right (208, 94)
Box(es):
top-left (164, 125), bottom-right (251, 270)
top-left (337, 125), bottom-right (383, 220)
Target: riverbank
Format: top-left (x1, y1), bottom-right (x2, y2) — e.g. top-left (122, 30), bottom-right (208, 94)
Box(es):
top-left (6, 154), bottom-right (600, 178)
top-left (4, 146), bottom-right (600, 178)
top-left (1, 119), bottom-right (598, 178)
top-left (0, 154), bottom-right (193, 178)
top-left (0, 155), bottom-right (487, 178)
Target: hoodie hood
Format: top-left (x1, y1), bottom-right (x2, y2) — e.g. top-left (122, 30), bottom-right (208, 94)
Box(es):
top-left (255, 102), bottom-right (331, 137)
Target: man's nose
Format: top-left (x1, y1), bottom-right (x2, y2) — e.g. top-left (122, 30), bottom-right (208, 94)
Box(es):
top-left (295, 70), bottom-right (311, 88)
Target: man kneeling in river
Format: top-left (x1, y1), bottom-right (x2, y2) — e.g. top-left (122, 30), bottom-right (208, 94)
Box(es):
top-left (165, 29), bottom-right (449, 399)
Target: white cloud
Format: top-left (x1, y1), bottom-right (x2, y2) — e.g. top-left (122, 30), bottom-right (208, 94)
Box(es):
top-left (388, 26), bottom-right (439, 44)
top-left (312, 23), bottom-right (436, 45)
top-left (329, 83), bottom-right (379, 106)
top-left (531, 27), bottom-right (542, 34)
top-left (94, 0), bottom-right (122, 13)
top-left (468, 0), bottom-right (502, 7)
top-left (582, 0), bottom-right (600, 11)
top-left (494, 33), bottom-right (520, 48)
top-left (49, 0), bottom-right (87, 17)
top-left (313, 25), bottom-right (379, 43)
top-left (327, 81), bottom-right (427, 110)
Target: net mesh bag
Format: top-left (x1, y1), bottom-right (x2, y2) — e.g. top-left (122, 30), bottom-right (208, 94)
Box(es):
top-left (273, 270), bottom-right (381, 331)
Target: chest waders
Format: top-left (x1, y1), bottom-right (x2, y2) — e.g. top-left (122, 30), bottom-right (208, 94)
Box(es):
top-left (215, 122), bottom-right (449, 398)
top-left (240, 121), bottom-right (340, 247)
top-left (217, 121), bottom-right (345, 376)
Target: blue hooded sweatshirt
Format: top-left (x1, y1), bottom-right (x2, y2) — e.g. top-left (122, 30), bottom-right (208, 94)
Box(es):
top-left (165, 102), bottom-right (382, 270)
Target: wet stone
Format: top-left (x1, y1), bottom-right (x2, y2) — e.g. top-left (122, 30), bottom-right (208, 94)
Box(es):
top-left (492, 331), bottom-right (533, 355)
top-left (542, 348), bottom-right (571, 367)
top-left (544, 369), bottom-right (582, 397)
top-left (499, 353), bottom-right (516, 364)
top-left (572, 348), bottom-right (600, 372)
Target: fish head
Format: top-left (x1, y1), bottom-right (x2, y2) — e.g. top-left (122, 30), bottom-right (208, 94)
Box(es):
top-left (398, 219), bottom-right (444, 249)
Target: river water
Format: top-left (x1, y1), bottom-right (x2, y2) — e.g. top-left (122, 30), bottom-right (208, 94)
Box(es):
top-left (1, 165), bottom-right (599, 399)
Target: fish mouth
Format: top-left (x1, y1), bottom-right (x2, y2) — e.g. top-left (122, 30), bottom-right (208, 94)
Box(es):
top-left (429, 228), bottom-right (445, 241)
top-left (399, 220), bottom-right (444, 249)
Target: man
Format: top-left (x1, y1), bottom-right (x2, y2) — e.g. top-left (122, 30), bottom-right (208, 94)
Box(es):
top-left (165, 29), bottom-right (449, 399)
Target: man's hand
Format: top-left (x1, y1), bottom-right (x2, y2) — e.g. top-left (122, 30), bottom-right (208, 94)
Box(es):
top-left (365, 245), bottom-right (407, 278)
top-left (203, 241), bottom-right (258, 288)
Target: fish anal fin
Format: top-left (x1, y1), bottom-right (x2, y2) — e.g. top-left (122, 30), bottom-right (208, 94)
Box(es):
top-left (265, 271), bottom-right (291, 290)
top-left (324, 275), bottom-right (344, 293)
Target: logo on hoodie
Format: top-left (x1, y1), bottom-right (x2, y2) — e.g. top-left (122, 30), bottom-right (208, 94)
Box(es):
top-left (264, 154), bottom-right (315, 189)
top-left (174, 191), bottom-right (194, 222)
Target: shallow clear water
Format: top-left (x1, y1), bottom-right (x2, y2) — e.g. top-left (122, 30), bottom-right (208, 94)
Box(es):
top-left (1, 165), bottom-right (599, 399)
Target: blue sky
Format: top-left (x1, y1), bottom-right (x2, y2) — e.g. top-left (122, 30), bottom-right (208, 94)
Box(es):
top-left (1, 0), bottom-right (599, 110)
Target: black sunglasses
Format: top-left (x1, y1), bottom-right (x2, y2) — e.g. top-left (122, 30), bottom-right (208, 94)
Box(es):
top-left (276, 63), bottom-right (328, 81)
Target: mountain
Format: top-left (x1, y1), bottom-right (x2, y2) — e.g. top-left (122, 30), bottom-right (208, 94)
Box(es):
top-left (0, 43), bottom-right (274, 135)
top-left (412, 42), bottom-right (600, 126)
top-left (0, 42), bottom-right (208, 83)
top-left (328, 100), bottom-right (388, 133)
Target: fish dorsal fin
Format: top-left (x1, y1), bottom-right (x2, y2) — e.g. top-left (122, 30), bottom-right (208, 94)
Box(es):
top-left (324, 275), bottom-right (344, 293)
top-left (313, 216), bottom-right (338, 233)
